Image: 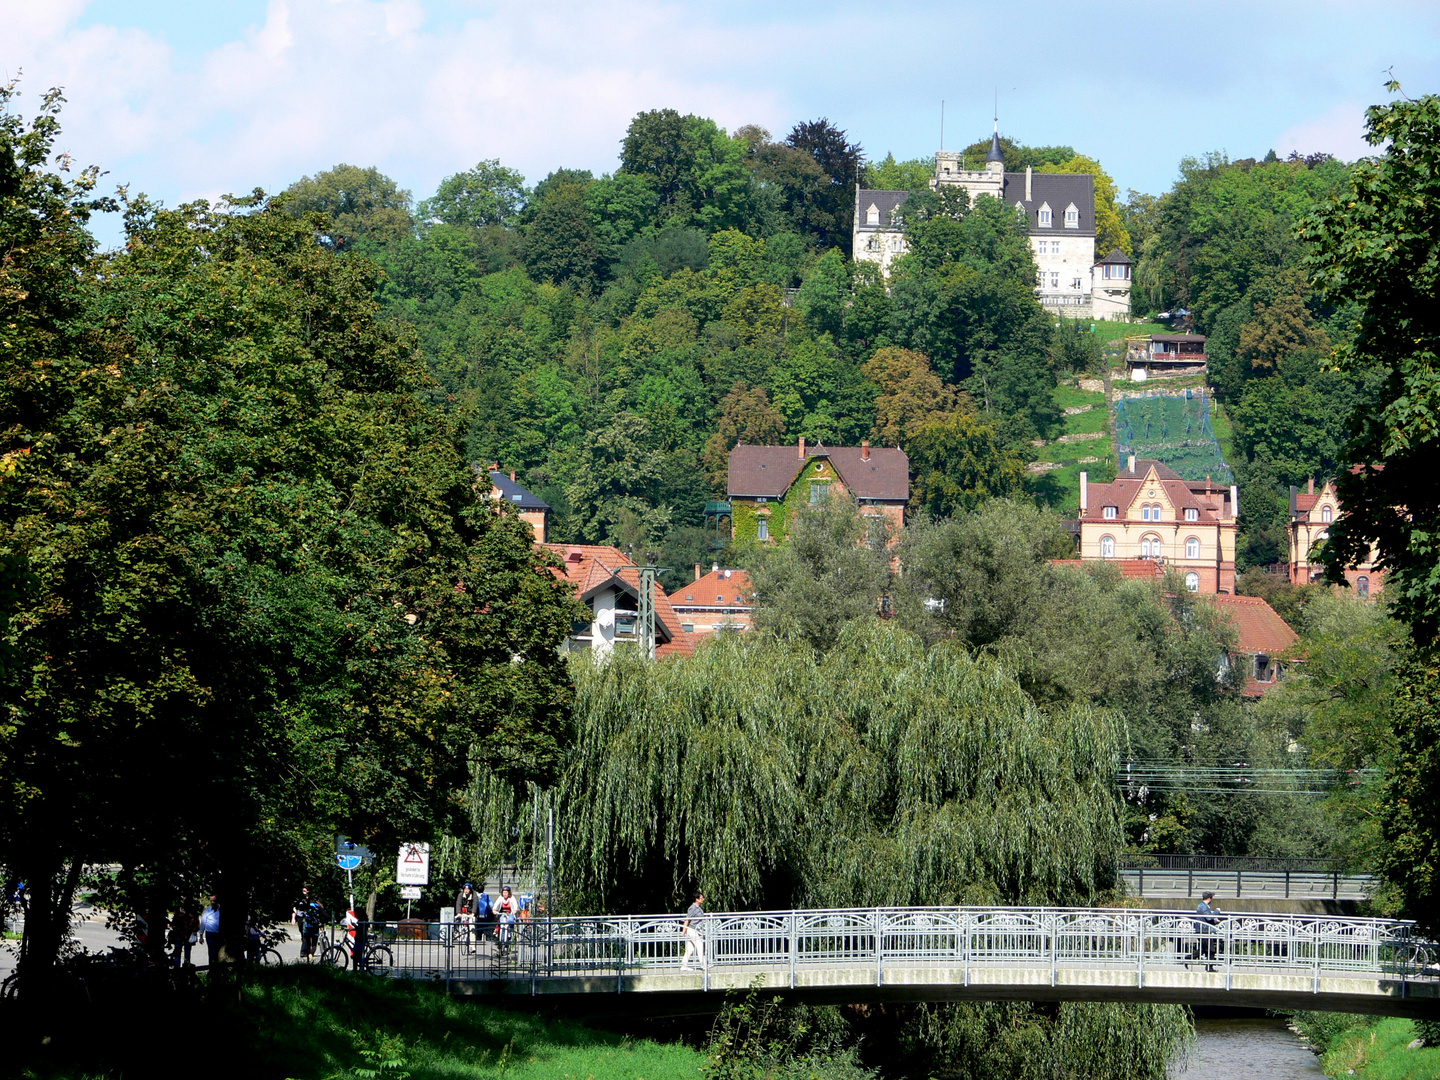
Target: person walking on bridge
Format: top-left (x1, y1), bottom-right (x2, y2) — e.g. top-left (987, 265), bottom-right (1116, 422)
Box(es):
top-left (1193, 890), bottom-right (1220, 971)
top-left (680, 891), bottom-right (705, 971)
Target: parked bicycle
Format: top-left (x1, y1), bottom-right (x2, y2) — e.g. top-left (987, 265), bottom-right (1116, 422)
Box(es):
top-left (321, 930), bottom-right (394, 972)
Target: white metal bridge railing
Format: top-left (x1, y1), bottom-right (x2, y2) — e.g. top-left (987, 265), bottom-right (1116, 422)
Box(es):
top-left (348, 905), bottom-right (1438, 990)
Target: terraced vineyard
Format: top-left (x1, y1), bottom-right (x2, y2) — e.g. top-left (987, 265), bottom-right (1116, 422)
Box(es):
top-left (1114, 391), bottom-right (1233, 483)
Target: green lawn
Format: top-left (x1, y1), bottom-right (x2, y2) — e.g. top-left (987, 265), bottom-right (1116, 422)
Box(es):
top-left (1033, 384), bottom-right (1115, 512)
top-left (1210, 400), bottom-right (1236, 470)
top-left (1319, 1017), bottom-right (1440, 1079)
top-left (1088, 320), bottom-right (1168, 345)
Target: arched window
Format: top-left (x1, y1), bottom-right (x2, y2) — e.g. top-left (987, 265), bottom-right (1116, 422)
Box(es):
top-left (1140, 504), bottom-right (1152, 522)
top-left (1321, 505), bottom-right (1333, 523)
top-left (1357, 576), bottom-right (1370, 598)
top-left (1185, 536), bottom-right (1200, 559)
top-left (1142, 535), bottom-right (1162, 559)
top-left (1185, 572), bottom-right (1200, 592)
top-left (1100, 535), bottom-right (1115, 558)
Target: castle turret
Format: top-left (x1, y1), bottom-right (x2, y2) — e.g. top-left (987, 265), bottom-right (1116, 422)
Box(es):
top-left (985, 120), bottom-right (1004, 176)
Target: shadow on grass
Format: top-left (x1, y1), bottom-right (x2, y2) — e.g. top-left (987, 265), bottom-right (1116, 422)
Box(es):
top-left (5, 964), bottom-right (705, 1080)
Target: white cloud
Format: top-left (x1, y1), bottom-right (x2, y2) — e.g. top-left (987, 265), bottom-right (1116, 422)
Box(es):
top-left (1275, 102), bottom-right (1376, 163)
top-left (3, 0), bottom-right (790, 226)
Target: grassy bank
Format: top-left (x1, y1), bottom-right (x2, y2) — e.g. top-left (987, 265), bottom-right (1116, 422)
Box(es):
top-left (1291, 1012), bottom-right (1440, 1079)
top-left (1032, 380), bottom-right (1113, 512)
top-left (12, 965), bottom-right (708, 1079)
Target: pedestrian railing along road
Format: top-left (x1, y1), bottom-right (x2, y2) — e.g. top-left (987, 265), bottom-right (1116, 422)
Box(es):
top-left (356, 905), bottom-right (1440, 1018)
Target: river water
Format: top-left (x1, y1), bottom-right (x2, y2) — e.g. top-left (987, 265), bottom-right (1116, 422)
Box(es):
top-left (1169, 1017), bottom-right (1324, 1078)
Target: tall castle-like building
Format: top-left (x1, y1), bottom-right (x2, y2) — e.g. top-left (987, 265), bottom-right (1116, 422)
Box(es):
top-left (853, 126), bottom-right (1132, 320)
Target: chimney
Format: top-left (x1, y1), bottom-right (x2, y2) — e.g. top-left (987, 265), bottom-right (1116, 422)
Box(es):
top-left (1025, 165), bottom-right (1033, 202)
top-left (1307, 477), bottom-right (1314, 495)
top-left (510, 470), bottom-right (516, 482)
top-left (1079, 471), bottom-right (1088, 513)
top-left (713, 562), bottom-right (719, 573)
top-left (861, 439), bottom-right (871, 461)
top-left (1231, 484), bottom-right (1239, 519)
top-left (798, 436), bottom-right (806, 460)
top-left (695, 563), bottom-right (702, 582)
top-left (1290, 485), bottom-right (1298, 516)
top-left (1127, 454), bottom-right (1136, 474)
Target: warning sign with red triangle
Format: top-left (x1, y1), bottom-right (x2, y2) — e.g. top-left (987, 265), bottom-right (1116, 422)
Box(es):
top-left (396, 841), bottom-right (430, 885)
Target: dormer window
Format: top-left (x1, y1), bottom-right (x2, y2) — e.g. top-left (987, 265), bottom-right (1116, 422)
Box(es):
top-left (1064, 203), bottom-right (1079, 228)
top-left (1103, 505), bottom-right (1117, 520)
top-left (1185, 507), bottom-right (1199, 521)
top-left (866, 203), bottom-right (880, 225)
top-left (1038, 203), bottom-right (1053, 227)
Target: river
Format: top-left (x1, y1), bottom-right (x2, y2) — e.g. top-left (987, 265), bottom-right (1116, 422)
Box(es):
top-left (1170, 1017), bottom-right (1325, 1078)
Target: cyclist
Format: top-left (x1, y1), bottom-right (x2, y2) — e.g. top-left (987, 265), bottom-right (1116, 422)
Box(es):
top-left (494, 886), bottom-right (518, 947)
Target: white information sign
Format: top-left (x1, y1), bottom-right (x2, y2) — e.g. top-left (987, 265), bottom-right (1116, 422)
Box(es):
top-left (399, 886), bottom-right (422, 900)
top-left (396, 842), bottom-right (431, 885)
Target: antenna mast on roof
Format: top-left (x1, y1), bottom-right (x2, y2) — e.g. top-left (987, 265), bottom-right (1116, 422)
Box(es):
top-left (994, 88), bottom-right (999, 136)
top-left (940, 100), bottom-right (944, 150)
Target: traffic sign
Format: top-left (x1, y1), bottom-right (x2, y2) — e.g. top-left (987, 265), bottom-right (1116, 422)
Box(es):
top-left (336, 835), bottom-right (371, 872)
top-left (396, 842), bottom-right (431, 885)
top-left (399, 886), bottom-right (422, 900)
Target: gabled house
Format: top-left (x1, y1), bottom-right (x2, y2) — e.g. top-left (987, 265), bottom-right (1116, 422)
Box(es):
top-left (541, 544), bottom-right (694, 659)
top-left (728, 438), bottom-right (909, 545)
top-left (1288, 476), bottom-right (1384, 597)
top-left (668, 567), bottom-right (753, 636)
top-left (1075, 457), bottom-right (1238, 594)
top-left (1209, 593), bottom-right (1299, 697)
top-left (485, 465), bottom-right (550, 542)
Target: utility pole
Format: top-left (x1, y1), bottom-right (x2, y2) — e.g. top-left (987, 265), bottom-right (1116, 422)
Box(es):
top-left (636, 557), bottom-right (669, 660)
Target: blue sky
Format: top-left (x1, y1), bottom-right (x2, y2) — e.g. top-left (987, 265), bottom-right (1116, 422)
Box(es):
top-left (6, 0), bottom-right (1438, 248)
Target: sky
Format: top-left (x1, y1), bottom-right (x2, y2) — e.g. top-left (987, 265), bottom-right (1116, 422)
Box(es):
top-left (5, 0), bottom-right (1438, 248)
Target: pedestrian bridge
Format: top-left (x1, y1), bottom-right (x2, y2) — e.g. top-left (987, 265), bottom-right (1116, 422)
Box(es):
top-left (368, 906), bottom-right (1440, 1019)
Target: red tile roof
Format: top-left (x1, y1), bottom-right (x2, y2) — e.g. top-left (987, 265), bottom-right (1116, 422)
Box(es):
top-left (1052, 558), bottom-right (1166, 581)
top-left (728, 443), bottom-right (909, 501)
top-left (540, 544), bottom-right (689, 655)
top-left (668, 569), bottom-right (753, 610)
top-left (1208, 594), bottom-right (1298, 657)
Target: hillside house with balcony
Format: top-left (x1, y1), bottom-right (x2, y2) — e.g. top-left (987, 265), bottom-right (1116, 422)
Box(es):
top-left (1126, 334), bottom-right (1208, 382)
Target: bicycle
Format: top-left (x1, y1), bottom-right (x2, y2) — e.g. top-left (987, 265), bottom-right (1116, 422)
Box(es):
top-left (321, 935), bottom-right (393, 973)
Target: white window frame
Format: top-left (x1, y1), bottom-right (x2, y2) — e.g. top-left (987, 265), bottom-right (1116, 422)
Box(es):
top-left (1100, 535), bottom-right (1115, 558)
top-left (1064, 204), bottom-right (1079, 228)
top-left (1185, 536), bottom-right (1200, 559)
top-left (1185, 507), bottom-right (1199, 521)
top-left (1103, 505), bottom-right (1117, 520)
top-left (1038, 203), bottom-right (1053, 227)
top-left (1321, 505), bottom-right (1333, 523)
top-left (1185, 572), bottom-right (1200, 592)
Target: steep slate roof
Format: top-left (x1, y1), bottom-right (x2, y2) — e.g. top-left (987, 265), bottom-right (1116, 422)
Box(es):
top-left (669, 568), bottom-right (753, 611)
top-left (540, 543), bottom-right (692, 657)
top-left (855, 189), bottom-right (910, 229)
top-left (1079, 459), bottom-right (1230, 524)
top-left (1209, 594), bottom-right (1298, 657)
top-left (1097, 248), bottom-right (1132, 265)
top-left (728, 444), bottom-right (910, 501)
top-left (488, 469), bottom-right (550, 511)
top-left (1002, 172), bottom-right (1096, 235)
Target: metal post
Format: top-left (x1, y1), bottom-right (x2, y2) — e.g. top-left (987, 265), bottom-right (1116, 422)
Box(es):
top-left (546, 806), bottom-right (554, 976)
top-left (1285, 869), bottom-right (1290, 899)
top-left (1138, 867), bottom-right (1144, 897)
top-left (1136, 912), bottom-right (1145, 988)
top-left (788, 913), bottom-right (796, 990)
top-left (1237, 869), bottom-right (1243, 898)
top-left (1333, 870), bottom-right (1339, 900)
top-left (875, 909), bottom-right (883, 987)
top-left (1188, 867), bottom-right (1193, 896)
top-left (638, 566), bottom-right (658, 660)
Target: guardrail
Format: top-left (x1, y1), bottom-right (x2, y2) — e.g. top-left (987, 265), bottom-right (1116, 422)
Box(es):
top-left (342, 905), bottom-right (1436, 992)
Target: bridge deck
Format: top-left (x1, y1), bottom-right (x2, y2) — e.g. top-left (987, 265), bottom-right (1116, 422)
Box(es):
top-left (358, 905), bottom-right (1440, 1018)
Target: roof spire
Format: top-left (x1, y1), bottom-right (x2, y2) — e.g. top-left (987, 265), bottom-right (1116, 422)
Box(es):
top-left (986, 91), bottom-right (1003, 164)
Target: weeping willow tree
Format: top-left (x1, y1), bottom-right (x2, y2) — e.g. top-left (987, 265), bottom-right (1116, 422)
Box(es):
top-left (457, 620), bottom-right (1189, 1078)
top-left (545, 621), bottom-right (1123, 912)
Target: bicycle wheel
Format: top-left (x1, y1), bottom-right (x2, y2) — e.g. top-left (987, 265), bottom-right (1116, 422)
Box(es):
top-left (259, 947), bottom-right (283, 966)
top-left (322, 944), bottom-right (349, 969)
top-left (364, 945), bottom-right (394, 973)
